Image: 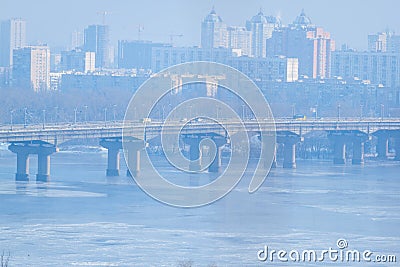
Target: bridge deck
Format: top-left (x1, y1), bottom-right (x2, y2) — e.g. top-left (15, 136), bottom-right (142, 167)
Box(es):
top-left (1, 119), bottom-right (400, 144)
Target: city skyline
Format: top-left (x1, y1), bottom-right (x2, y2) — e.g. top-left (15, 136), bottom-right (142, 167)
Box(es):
top-left (1, 1), bottom-right (400, 94)
top-left (1, 0), bottom-right (400, 50)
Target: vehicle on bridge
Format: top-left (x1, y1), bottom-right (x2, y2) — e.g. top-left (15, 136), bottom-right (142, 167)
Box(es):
top-left (293, 114), bottom-right (307, 121)
top-left (140, 118), bottom-right (152, 123)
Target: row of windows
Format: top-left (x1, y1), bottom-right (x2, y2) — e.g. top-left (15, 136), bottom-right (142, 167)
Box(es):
top-left (333, 55), bottom-right (399, 63)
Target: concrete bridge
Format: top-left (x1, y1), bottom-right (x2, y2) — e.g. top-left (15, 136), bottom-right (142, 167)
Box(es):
top-left (1, 118), bottom-right (400, 181)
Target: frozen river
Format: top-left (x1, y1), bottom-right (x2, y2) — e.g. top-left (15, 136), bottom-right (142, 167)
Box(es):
top-left (0, 147), bottom-right (399, 266)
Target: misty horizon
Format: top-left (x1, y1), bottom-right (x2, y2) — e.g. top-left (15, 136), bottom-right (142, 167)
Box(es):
top-left (2, 0), bottom-right (400, 51)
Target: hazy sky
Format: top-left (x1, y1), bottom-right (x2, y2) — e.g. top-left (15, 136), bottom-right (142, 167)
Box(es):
top-left (2, 0), bottom-right (400, 50)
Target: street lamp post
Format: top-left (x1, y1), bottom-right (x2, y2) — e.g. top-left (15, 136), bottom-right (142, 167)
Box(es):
top-left (74, 107), bottom-right (78, 125)
top-left (291, 104), bottom-right (296, 118)
top-left (84, 105), bottom-right (88, 123)
top-left (54, 106), bottom-right (58, 125)
top-left (10, 110), bottom-right (14, 131)
top-left (42, 109), bottom-right (46, 129)
top-left (113, 104), bottom-right (117, 123)
top-left (360, 104), bottom-right (363, 121)
top-left (337, 104), bottom-right (341, 121)
top-left (104, 108), bottom-right (107, 127)
top-left (24, 108), bottom-right (27, 128)
top-left (381, 104), bottom-right (384, 121)
top-left (314, 105), bottom-right (318, 120)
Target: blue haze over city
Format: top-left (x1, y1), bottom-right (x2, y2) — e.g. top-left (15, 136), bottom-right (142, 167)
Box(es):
top-left (0, 0), bottom-right (399, 266)
top-left (2, 0), bottom-right (400, 50)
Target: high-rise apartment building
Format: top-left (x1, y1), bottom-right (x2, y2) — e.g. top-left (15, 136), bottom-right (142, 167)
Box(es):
top-left (246, 10), bottom-right (280, 57)
top-left (83, 24), bottom-right (110, 68)
top-left (368, 31), bottom-right (400, 53)
top-left (368, 32), bottom-right (387, 52)
top-left (150, 45), bottom-right (298, 82)
top-left (0, 18), bottom-right (26, 67)
top-left (60, 50), bottom-right (95, 73)
top-left (331, 51), bottom-right (400, 87)
top-left (201, 8), bottom-right (228, 49)
top-left (388, 35), bottom-right (400, 53)
top-left (71, 30), bottom-right (84, 50)
top-left (267, 10), bottom-right (334, 78)
top-left (12, 46), bottom-right (50, 91)
top-left (227, 26), bottom-right (252, 56)
top-left (227, 56), bottom-right (298, 82)
top-left (118, 40), bottom-right (169, 70)
top-left (151, 46), bottom-right (232, 72)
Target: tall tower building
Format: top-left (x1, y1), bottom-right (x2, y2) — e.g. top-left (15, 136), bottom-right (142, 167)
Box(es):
top-left (368, 32), bottom-right (387, 52)
top-left (368, 31), bottom-right (400, 53)
top-left (267, 10), bottom-right (334, 78)
top-left (83, 24), bottom-right (110, 68)
top-left (246, 10), bottom-right (280, 57)
top-left (12, 46), bottom-right (50, 91)
top-left (0, 18), bottom-right (26, 67)
top-left (227, 26), bottom-right (252, 56)
top-left (201, 7), bottom-right (228, 49)
top-left (71, 30), bottom-right (84, 50)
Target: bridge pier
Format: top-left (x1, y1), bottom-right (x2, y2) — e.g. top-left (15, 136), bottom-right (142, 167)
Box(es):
top-left (352, 137), bottom-right (365, 165)
top-left (329, 131), bottom-right (368, 165)
top-left (185, 136), bottom-right (202, 171)
top-left (37, 152), bottom-right (51, 181)
top-left (183, 134), bottom-right (227, 172)
top-left (329, 135), bottom-right (347, 165)
top-left (208, 137), bottom-right (227, 173)
top-left (189, 140), bottom-right (201, 171)
top-left (376, 133), bottom-right (389, 160)
top-left (282, 136), bottom-right (300, 169)
top-left (9, 141), bottom-right (58, 182)
top-left (106, 146), bottom-right (120, 176)
top-left (208, 146), bottom-right (222, 172)
top-left (259, 135), bottom-right (277, 169)
top-left (100, 138), bottom-right (122, 177)
top-left (393, 135), bottom-right (400, 161)
top-left (271, 145), bottom-right (277, 168)
top-left (36, 146), bottom-right (58, 181)
top-left (276, 133), bottom-right (300, 169)
top-left (125, 140), bottom-right (144, 177)
top-left (15, 151), bottom-right (29, 181)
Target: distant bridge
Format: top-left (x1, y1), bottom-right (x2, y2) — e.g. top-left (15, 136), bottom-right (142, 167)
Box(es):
top-left (1, 118), bottom-right (399, 181)
top-left (1, 118), bottom-right (400, 143)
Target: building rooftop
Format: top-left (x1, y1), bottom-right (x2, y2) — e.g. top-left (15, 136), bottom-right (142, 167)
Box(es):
top-left (293, 9), bottom-right (312, 26)
top-left (203, 7), bottom-right (223, 23)
top-left (249, 9), bottom-right (281, 25)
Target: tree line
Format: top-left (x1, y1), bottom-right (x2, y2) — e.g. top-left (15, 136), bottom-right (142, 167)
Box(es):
top-left (0, 88), bottom-right (132, 125)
